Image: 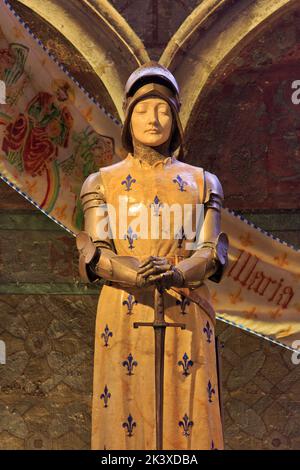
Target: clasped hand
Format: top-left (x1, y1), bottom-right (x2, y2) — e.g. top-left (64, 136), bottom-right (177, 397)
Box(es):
top-left (136, 256), bottom-right (184, 289)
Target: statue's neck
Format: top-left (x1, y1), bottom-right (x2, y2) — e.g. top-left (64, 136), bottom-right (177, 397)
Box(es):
top-left (131, 135), bottom-right (171, 166)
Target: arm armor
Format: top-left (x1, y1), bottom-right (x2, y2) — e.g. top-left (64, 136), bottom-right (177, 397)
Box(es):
top-left (175, 171), bottom-right (229, 288)
top-left (78, 171), bottom-right (139, 286)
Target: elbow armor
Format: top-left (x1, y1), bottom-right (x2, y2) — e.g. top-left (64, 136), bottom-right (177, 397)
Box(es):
top-left (176, 171), bottom-right (229, 287)
top-left (78, 173), bottom-right (139, 286)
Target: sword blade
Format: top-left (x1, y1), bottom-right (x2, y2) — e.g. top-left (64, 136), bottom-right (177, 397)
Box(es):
top-left (134, 284), bottom-right (186, 451)
top-left (154, 285), bottom-right (165, 451)
top-left (154, 324), bottom-right (165, 451)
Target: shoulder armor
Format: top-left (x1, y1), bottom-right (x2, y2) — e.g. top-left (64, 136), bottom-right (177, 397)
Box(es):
top-left (80, 171), bottom-right (104, 199)
top-left (204, 171), bottom-right (224, 211)
top-left (80, 171), bottom-right (106, 214)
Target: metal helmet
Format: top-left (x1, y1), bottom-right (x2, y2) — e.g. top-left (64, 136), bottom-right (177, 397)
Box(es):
top-left (121, 61), bottom-right (184, 158)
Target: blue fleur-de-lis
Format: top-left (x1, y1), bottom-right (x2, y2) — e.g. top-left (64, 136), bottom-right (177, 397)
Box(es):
top-left (122, 414), bottom-right (136, 437)
top-left (178, 414), bottom-right (194, 437)
top-left (122, 353), bottom-right (138, 375)
top-left (176, 295), bottom-right (190, 315)
top-left (123, 226), bottom-right (138, 249)
top-left (207, 380), bottom-right (216, 402)
top-left (101, 324), bottom-right (113, 347)
top-left (100, 385), bottom-right (111, 408)
top-left (173, 174), bottom-right (188, 192)
top-left (175, 225), bottom-right (186, 248)
top-left (178, 352), bottom-right (194, 377)
top-left (150, 195), bottom-right (164, 216)
top-left (121, 174), bottom-right (136, 191)
top-left (211, 440), bottom-right (218, 450)
top-left (203, 321), bottom-right (213, 343)
top-left (122, 294), bottom-right (138, 315)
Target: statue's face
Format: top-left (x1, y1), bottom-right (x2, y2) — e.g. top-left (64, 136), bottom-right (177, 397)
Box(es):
top-left (130, 97), bottom-right (173, 147)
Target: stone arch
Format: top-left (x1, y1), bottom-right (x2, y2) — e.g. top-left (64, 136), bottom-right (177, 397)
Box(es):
top-left (160, 0), bottom-right (299, 128)
top-left (18, 0), bottom-right (150, 119)
top-left (160, 0), bottom-right (300, 211)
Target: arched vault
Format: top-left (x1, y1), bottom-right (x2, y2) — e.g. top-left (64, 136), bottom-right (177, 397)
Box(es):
top-left (18, 0), bottom-right (150, 119)
top-left (160, 0), bottom-right (299, 129)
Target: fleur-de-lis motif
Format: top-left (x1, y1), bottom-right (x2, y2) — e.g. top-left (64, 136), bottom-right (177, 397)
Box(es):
top-left (121, 174), bottom-right (136, 191)
top-left (101, 324), bottom-right (113, 347)
top-left (173, 174), bottom-right (188, 192)
top-left (203, 321), bottom-right (213, 343)
top-left (211, 440), bottom-right (218, 450)
top-left (176, 295), bottom-right (190, 315)
top-left (175, 225), bottom-right (186, 248)
top-left (245, 307), bottom-right (258, 319)
top-left (122, 414), bottom-right (136, 437)
top-left (229, 287), bottom-right (243, 304)
top-left (274, 252), bottom-right (289, 268)
top-left (150, 195), bottom-right (164, 216)
top-left (178, 414), bottom-right (193, 437)
top-left (239, 231), bottom-right (253, 247)
top-left (122, 353), bottom-right (138, 375)
top-left (100, 385), bottom-right (111, 407)
top-left (178, 352), bottom-right (194, 376)
top-left (122, 294), bottom-right (138, 315)
top-left (207, 380), bottom-right (216, 402)
top-left (123, 226), bottom-right (138, 249)
top-left (269, 307), bottom-right (282, 320)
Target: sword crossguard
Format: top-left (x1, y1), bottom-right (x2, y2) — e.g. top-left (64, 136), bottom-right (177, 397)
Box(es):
top-left (134, 321), bottom-right (186, 329)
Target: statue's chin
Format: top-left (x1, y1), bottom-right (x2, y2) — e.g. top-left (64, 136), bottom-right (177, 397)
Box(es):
top-left (134, 137), bottom-right (169, 148)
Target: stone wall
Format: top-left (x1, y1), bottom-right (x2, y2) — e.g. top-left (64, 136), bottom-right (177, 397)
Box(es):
top-left (0, 183), bottom-right (96, 449)
top-left (1, 182), bottom-right (300, 450)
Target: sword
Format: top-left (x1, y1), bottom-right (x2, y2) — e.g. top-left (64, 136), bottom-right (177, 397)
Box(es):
top-left (134, 283), bottom-right (186, 450)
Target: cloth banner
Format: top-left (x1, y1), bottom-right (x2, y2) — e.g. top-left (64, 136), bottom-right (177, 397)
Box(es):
top-left (0, 0), bottom-right (123, 234)
top-left (214, 210), bottom-right (300, 352)
top-left (0, 0), bottom-right (299, 353)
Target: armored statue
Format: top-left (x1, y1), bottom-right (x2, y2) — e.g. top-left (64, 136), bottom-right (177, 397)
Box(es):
top-left (76, 61), bottom-right (229, 450)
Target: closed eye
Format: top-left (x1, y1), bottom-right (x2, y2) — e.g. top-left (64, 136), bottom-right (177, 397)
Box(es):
top-left (158, 107), bottom-right (170, 114)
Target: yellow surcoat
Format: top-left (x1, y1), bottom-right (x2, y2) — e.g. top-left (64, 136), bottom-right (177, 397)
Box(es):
top-left (88, 153), bottom-right (224, 450)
